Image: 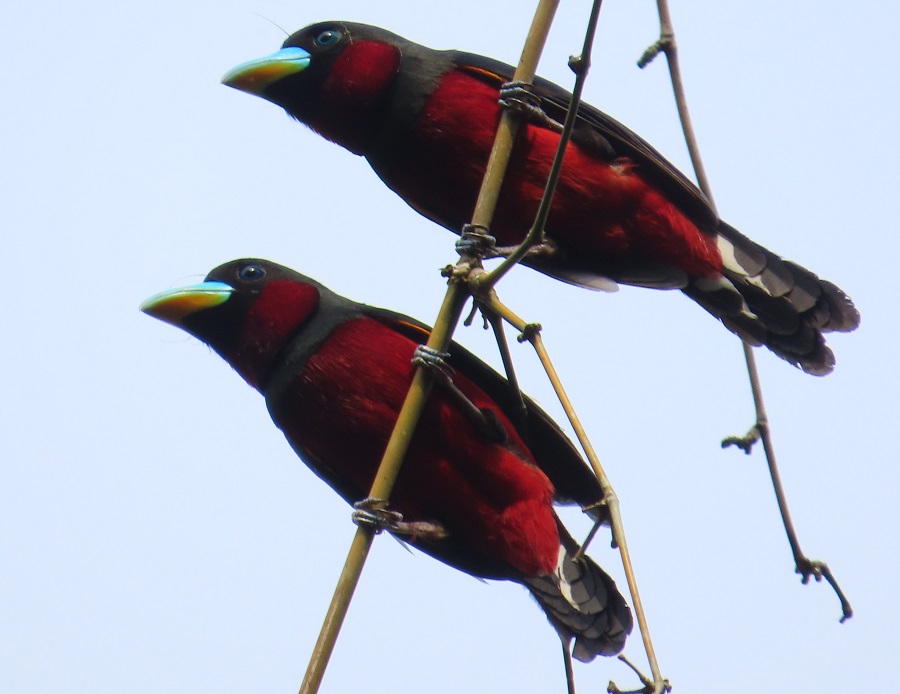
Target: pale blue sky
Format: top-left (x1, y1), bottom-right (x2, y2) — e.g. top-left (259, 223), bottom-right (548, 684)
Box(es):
top-left (3, 1), bottom-right (896, 692)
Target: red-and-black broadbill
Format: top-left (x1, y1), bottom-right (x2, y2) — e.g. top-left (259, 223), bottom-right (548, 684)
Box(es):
top-left (141, 258), bottom-right (632, 662)
top-left (222, 21), bottom-right (859, 375)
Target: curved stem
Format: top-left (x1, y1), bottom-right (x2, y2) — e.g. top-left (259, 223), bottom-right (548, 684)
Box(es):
top-left (484, 294), bottom-right (667, 694)
top-left (641, 0), bottom-right (850, 621)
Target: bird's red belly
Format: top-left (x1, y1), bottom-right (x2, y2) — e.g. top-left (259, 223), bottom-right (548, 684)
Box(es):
top-left (273, 318), bottom-right (560, 576)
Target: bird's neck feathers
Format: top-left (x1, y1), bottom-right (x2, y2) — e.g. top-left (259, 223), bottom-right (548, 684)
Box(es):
top-left (229, 281), bottom-right (321, 390)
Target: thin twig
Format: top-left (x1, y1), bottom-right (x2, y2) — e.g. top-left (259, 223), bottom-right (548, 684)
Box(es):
top-left (640, 0), bottom-right (851, 620)
top-left (483, 293), bottom-right (668, 694)
top-left (743, 344), bottom-right (853, 621)
top-left (473, 0), bottom-right (605, 292)
top-left (468, 0), bottom-right (561, 232)
top-left (608, 653), bottom-right (668, 694)
top-left (297, 3), bottom-right (563, 692)
top-left (560, 633), bottom-right (577, 694)
top-left (469, 2), bottom-right (668, 686)
top-left (486, 311), bottom-right (529, 430)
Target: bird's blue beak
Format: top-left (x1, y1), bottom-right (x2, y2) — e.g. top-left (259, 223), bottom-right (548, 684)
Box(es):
top-left (222, 47), bottom-right (311, 94)
top-left (140, 281), bottom-right (234, 326)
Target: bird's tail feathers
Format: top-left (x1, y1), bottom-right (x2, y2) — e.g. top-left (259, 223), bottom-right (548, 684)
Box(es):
top-left (522, 527), bottom-right (632, 662)
top-left (684, 222), bottom-right (859, 375)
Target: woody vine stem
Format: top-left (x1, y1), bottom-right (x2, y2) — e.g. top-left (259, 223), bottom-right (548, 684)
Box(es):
top-left (298, 1), bottom-right (564, 692)
top-left (639, 0), bottom-right (852, 622)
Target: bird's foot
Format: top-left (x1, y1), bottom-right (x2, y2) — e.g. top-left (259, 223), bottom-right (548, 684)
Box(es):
top-left (456, 223), bottom-right (497, 258)
top-left (499, 81), bottom-right (564, 132)
top-left (411, 345), bottom-right (454, 379)
top-left (352, 498), bottom-right (447, 540)
top-left (411, 345), bottom-right (507, 443)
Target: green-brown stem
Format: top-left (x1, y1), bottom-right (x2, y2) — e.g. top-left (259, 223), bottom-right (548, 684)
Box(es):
top-left (297, 2), bottom-right (562, 692)
top-left (483, 293), bottom-right (667, 694)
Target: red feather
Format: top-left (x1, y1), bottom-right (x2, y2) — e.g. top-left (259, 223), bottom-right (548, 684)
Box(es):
top-left (279, 317), bottom-right (560, 575)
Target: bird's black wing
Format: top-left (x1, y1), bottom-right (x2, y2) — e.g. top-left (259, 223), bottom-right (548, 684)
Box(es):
top-left (366, 306), bottom-right (607, 521)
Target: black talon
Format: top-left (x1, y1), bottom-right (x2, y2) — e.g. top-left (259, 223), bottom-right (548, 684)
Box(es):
top-left (352, 497), bottom-right (403, 534)
top-left (456, 223), bottom-right (496, 257)
top-left (351, 498), bottom-right (448, 540)
top-left (498, 80), bottom-right (564, 132)
top-left (411, 345), bottom-right (508, 444)
top-left (411, 345), bottom-right (453, 377)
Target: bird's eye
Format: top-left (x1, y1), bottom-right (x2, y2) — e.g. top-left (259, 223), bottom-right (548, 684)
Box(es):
top-left (238, 264), bottom-right (266, 282)
top-left (314, 29), bottom-right (341, 47)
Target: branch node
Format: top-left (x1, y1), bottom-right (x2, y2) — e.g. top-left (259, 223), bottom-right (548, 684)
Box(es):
top-left (441, 261), bottom-right (473, 282)
top-left (568, 54), bottom-right (588, 75)
top-left (794, 557), bottom-right (854, 623)
top-left (516, 322), bottom-right (543, 343)
top-left (608, 654), bottom-right (672, 694)
top-left (462, 300), bottom-right (489, 329)
top-left (637, 34), bottom-right (674, 69)
top-left (721, 425), bottom-right (761, 454)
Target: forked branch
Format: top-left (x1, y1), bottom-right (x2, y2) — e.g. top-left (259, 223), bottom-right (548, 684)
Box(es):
top-left (481, 293), bottom-right (668, 694)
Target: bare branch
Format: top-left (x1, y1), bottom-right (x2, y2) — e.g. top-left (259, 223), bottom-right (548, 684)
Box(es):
top-left (640, 0), bottom-right (852, 621)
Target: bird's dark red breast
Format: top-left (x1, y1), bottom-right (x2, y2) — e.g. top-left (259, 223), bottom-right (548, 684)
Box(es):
top-left (222, 21), bottom-right (860, 375)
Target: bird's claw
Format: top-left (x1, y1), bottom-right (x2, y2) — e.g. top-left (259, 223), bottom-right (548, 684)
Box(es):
top-left (456, 223), bottom-right (497, 258)
top-left (351, 498), bottom-right (447, 540)
top-left (352, 498), bottom-right (403, 534)
top-left (413, 345), bottom-right (507, 444)
top-left (411, 345), bottom-right (454, 379)
top-left (498, 80), bottom-right (563, 132)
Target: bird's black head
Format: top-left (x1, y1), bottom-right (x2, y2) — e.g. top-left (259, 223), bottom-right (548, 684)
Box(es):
top-left (222, 21), bottom-right (408, 153)
top-left (141, 259), bottom-right (324, 389)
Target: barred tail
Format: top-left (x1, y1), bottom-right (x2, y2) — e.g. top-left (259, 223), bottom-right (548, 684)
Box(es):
top-left (684, 222), bottom-right (859, 375)
top-left (522, 527), bottom-right (633, 662)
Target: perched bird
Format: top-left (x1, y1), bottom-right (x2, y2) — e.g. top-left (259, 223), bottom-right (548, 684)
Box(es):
top-left (141, 258), bottom-right (633, 662)
top-left (222, 21), bottom-right (859, 375)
